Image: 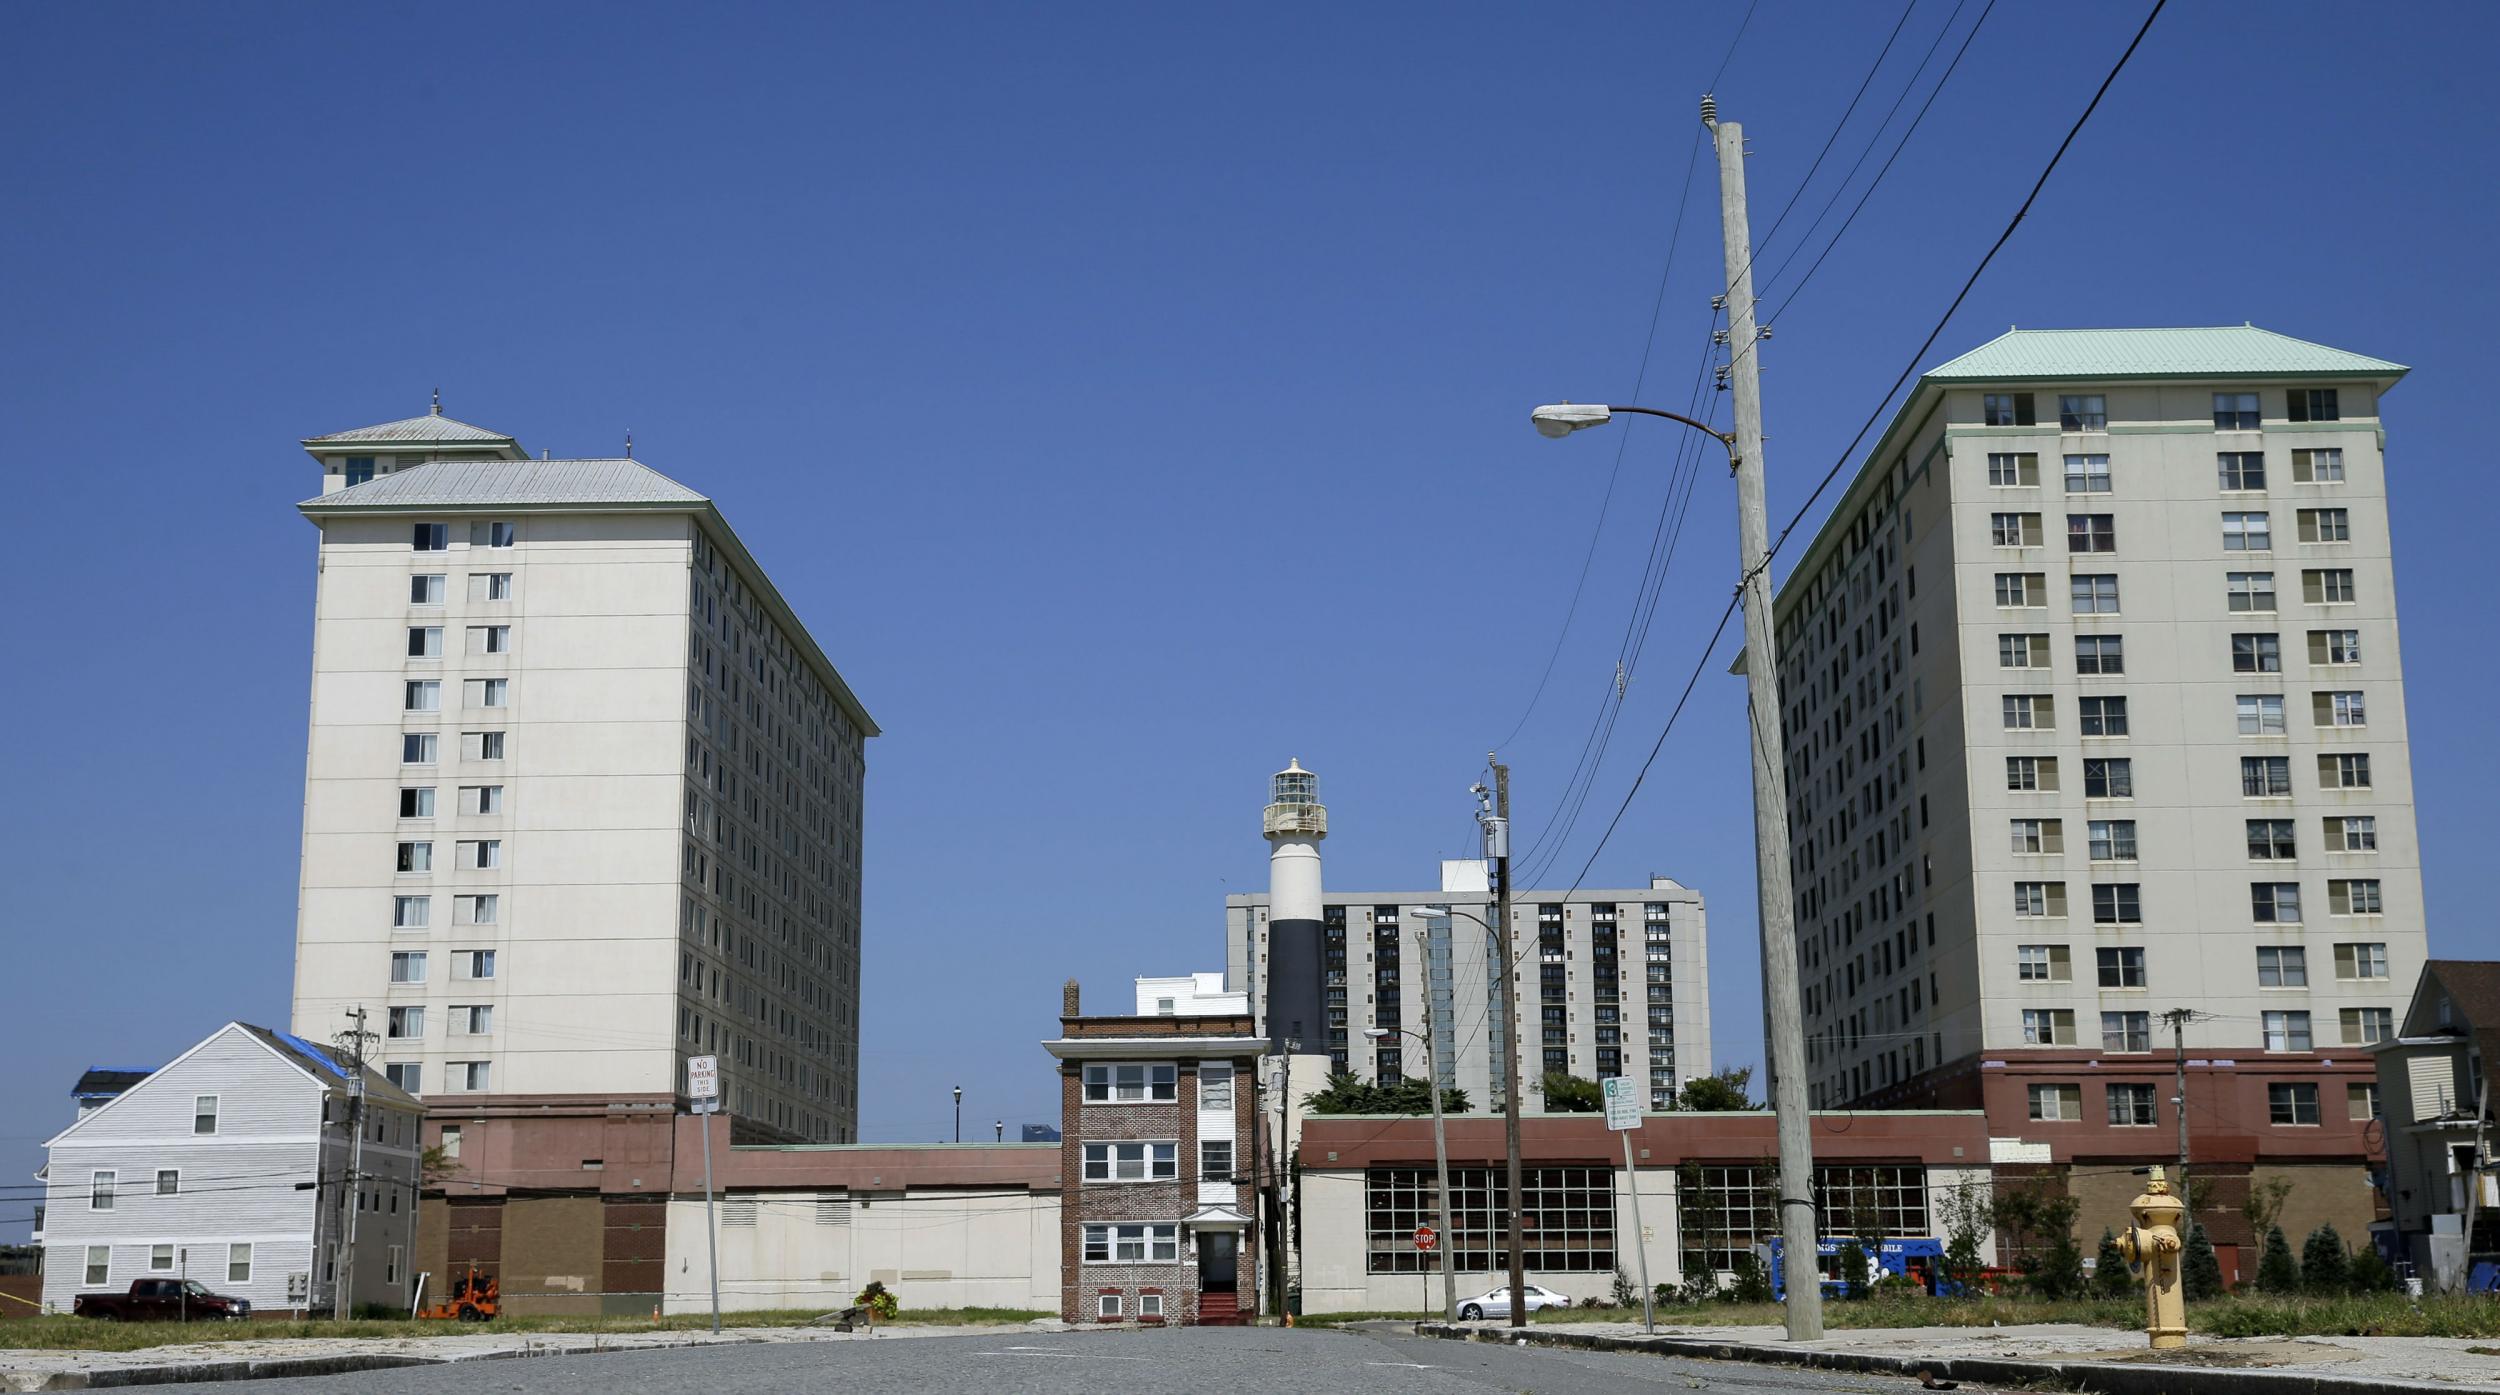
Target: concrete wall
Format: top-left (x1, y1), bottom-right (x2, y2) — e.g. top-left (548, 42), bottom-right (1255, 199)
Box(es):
top-left (663, 1189), bottom-right (1059, 1314)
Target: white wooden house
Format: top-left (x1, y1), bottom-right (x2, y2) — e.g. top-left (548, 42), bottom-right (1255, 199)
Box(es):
top-left (39, 1023), bottom-right (423, 1316)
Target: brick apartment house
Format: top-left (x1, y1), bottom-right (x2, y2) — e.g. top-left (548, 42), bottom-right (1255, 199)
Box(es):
top-left (1045, 980), bottom-right (1265, 1325)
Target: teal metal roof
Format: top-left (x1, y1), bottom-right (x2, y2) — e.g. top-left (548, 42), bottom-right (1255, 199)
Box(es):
top-left (1924, 325), bottom-right (2406, 382)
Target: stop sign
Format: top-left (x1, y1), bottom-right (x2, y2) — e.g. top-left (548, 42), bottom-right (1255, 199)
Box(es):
top-left (1413, 1225), bottom-right (1438, 1251)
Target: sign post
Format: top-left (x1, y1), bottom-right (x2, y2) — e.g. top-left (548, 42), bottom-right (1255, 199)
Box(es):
top-left (1601, 1077), bottom-right (1654, 1333)
top-left (1413, 1225), bottom-right (1437, 1325)
top-left (688, 1055), bottom-right (722, 1334)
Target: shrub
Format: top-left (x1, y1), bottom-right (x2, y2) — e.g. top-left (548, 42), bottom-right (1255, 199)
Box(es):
top-left (2346, 1242), bottom-right (2400, 1294)
top-left (2034, 1227), bottom-right (2088, 1300)
top-left (853, 1280), bottom-right (899, 1320)
top-left (2301, 1225), bottom-right (2350, 1295)
top-left (2256, 1225), bottom-right (2301, 1293)
top-left (1728, 1250), bottom-right (1776, 1304)
top-left (2093, 1228), bottom-right (2135, 1299)
top-left (1940, 1181), bottom-right (1990, 1298)
top-left (1837, 1240), bottom-right (1871, 1299)
top-left (2182, 1224), bottom-right (2225, 1301)
top-left (1611, 1266), bottom-right (1638, 1308)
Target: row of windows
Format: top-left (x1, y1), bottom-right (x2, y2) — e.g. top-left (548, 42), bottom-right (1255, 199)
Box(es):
top-left (2010, 878), bottom-right (2383, 923)
top-left (81, 1243), bottom-right (255, 1288)
top-left (1677, 1163), bottom-right (1930, 1274)
top-left (1988, 508), bottom-right (2348, 552)
top-left (381, 1004), bottom-right (494, 1038)
top-left (1993, 568), bottom-right (2356, 612)
top-left (389, 893), bottom-right (500, 929)
top-left (2002, 691), bottom-right (2371, 735)
top-left (409, 572), bottom-right (512, 605)
top-left (397, 785), bottom-right (504, 818)
top-left (1985, 447), bottom-right (2348, 493)
top-left (1079, 1223), bottom-right (1180, 1264)
top-left (2016, 1005), bottom-right (2390, 1051)
top-left (1080, 1139), bottom-right (1235, 1183)
top-left (404, 625), bottom-right (513, 660)
top-left (2000, 631), bottom-right (2364, 678)
top-left (411, 521), bottom-right (516, 552)
top-left (400, 731), bottom-right (506, 764)
top-left (1364, 1167), bottom-right (1621, 1273)
top-left (393, 840), bottom-right (502, 873)
top-left (1980, 388), bottom-right (2346, 431)
top-left (2017, 941), bottom-right (2390, 986)
top-left (379, 1061), bottom-right (491, 1093)
top-left (387, 949), bottom-right (496, 982)
top-left (2027, 1079), bottom-right (2375, 1128)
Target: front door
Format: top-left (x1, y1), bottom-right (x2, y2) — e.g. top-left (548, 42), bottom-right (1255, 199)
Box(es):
top-left (1197, 1232), bottom-right (1238, 1292)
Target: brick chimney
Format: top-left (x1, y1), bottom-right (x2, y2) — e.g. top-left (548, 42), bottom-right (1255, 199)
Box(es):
top-left (1062, 978), bottom-right (1081, 1018)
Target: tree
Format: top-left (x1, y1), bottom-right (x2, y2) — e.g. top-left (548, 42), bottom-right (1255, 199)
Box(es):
top-left (1541, 1071), bottom-right (1603, 1113)
top-left (2256, 1225), bottom-right (2301, 1294)
top-left (1728, 1249), bottom-right (1776, 1304)
top-left (1676, 1068), bottom-right (1760, 1112)
top-left (2242, 1176), bottom-right (2294, 1239)
top-left (1940, 1180), bottom-right (1991, 1298)
top-left (2093, 1228), bottom-right (2136, 1299)
top-left (1836, 1239), bottom-right (1871, 1299)
top-left (1303, 1072), bottom-right (1469, 1116)
top-left (2301, 1224), bottom-right (2350, 1294)
top-left (2034, 1226), bottom-right (2088, 1300)
top-left (2182, 1224), bottom-right (2225, 1301)
top-left (1611, 1266), bottom-right (1638, 1308)
top-left (2346, 1241), bottom-right (2400, 1294)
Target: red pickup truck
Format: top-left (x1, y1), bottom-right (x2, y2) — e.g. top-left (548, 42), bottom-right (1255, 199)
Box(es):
top-left (75, 1278), bottom-right (252, 1321)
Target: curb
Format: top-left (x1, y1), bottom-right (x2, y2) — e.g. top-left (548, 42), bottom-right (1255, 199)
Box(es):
top-left (0, 1334), bottom-right (764, 1391)
top-left (1412, 1323), bottom-right (2471, 1395)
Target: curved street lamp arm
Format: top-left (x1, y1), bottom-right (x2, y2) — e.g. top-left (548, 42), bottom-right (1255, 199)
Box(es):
top-left (1605, 405), bottom-right (1739, 454)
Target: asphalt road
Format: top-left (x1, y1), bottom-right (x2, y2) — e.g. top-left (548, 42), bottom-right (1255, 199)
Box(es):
top-left (142, 1325), bottom-right (1937, 1394)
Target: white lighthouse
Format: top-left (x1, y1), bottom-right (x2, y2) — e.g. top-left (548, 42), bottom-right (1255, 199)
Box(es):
top-left (1260, 759), bottom-right (1328, 1052)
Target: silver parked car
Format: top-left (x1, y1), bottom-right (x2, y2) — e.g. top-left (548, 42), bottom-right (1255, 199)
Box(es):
top-left (1456, 1283), bottom-right (1572, 1320)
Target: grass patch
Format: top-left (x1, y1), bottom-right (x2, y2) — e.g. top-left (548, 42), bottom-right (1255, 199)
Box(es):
top-left (1303, 1293), bottom-right (2500, 1341)
top-left (0, 1306), bottom-right (1051, 1354)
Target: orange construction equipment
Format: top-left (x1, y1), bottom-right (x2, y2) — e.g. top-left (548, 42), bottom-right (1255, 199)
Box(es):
top-left (417, 1268), bottom-right (500, 1322)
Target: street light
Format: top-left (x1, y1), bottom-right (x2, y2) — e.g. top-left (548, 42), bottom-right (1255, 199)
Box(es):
top-left (1532, 396), bottom-right (1823, 1341)
top-left (1403, 902), bottom-right (1519, 1326)
top-left (1365, 999), bottom-right (1456, 1324)
top-left (953, 1086), bottom-right (963, 1144)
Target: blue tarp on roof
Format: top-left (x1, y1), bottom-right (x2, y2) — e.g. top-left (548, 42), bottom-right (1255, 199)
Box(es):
top-left (274, 1031), bottom-right (348, 1079)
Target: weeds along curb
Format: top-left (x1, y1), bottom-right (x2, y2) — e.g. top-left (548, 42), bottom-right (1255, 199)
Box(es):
top-left (1413, 1323), bottom-right (2456, 1395)
top-left (1, 1334), bottom-right (764, 1391)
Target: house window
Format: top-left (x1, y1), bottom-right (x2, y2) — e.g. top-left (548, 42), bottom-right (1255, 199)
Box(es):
top-left (1082, 1063), bottom-right (1178, 1103)
top-left (454, 950), bottom-right (496, 980)
top-left (2217, 452), bottom-right (2267, 491)
top-left (2058, 394), bottom-right (2106, 431)
top-left (2322, 753), bottom-right (2372, 789)
top-left (2062, 454), bottom-right (2110, 493)
top-left (2287, 387), bottom-right (2341, 422)
top-left (2303, 568), bottom-right (2357, 604)
top-left (1138, 1292), bottom-right (1163, 1318)
top-left (2016, 943), bottom-right (2068, 980)
top-left (411, 574), bottom-right (446, 605)
top-left (2078, 695), bottom-right (2127, 736)
top-left (1985, 393), bottom-right (2036, 427)
top-left (2108, 1082), bottom-right (2157, 1125)
top-left (2070, 574), bottom-right (2119, 614)
top-left (2096, 946), bottom-right (2146, 989)
top-left (84, 1247), bottom-right (109, 1287)
top-left (2103, 1011), bottom-right (2152, 1052)
top-left (2088, 820), bottom-right (2136, 861)
top-left (2083, 758), bottom-right (2132, 798)
top-left (2027, 1083), bottom-right (2082, 1120)
top-left (2075, 635), bottom-right (2123, 675)
top-left (2341, 1007), bottom-right (2394, 1046)
top-left (156, 1168), bottom-right (179, 1196)
top-left (387, 1006), bottom-right (425, 1038)
top-left (2226, 572), bottom-right (2277, 612)
top-left (390, 951), bottom-right (427, 983)
top-left (2213, 392), bottom-right (2260, 430)
top-left (2268, 1083), bottom-right (2321, 1125)
top-left (384, 1063), bottom-right (423, 1093)
top-left (1994, 573), bottom-right (2046, 607)
top-left (2298, 508), bottom-right (2351, 543)
top-left (2252, 882), bottom-right (2303, 923)
top-left (2068, 514), bottom-right (2116, 553)
top-left (2291, 447), bottom-right (2344, 483)
top-left (2011, 882), bottom-right (2063, 918)
top-left (1991, 513), bottom-right (2043, 547)
top-left (2222, 512), bottom-right (2272, 551)
top-left (343, 456), bottom-right (377, 487)
top-left (2334, 942), bottom-right (2389, 981)
top-left (90, 1171), bottom-right (116, 1210)
top-left (2310, 629), bottom-right (2362, 666)
top-left (2247, 819), bottom-right (2296, 860)
top-left (2329, 878), bottom-right (2383, 916)
top-left (1200, 1063), bottom-right (1234, 1108)
top-left (2256, 945), bottom-right (2308, 988)
top-left (2348, 1082), bottom-right (2381, 1121)
top-left (194, 1096), bottom-right (218, 1135)
top-left (150, 1243), bottom-right (175, 1272)
top-left (2242, 756), bottom-right (2292, 797)
top-left (2091, 883), bottom-right (2141, 925)
top-left (1097, 1293), bottom-right (1123, 1318)
top-left (448, 1061), bottom-right (491, 1092)
top-left (1201, 1139), bottom-right (1235, 1181)
top-left (2232, 633), bottom-right (2281, 673)
top-left (1987, 452), bottom-right (2040, 486)
top-left (2002, 694), bottom-right (2051, 730)
top-left (451, 1005), bottom-right (493, 1035)
top-left (2261, 1010), bottom-right (2312, 1052)
top-left (397, 841), bottom-right (432, 873)
top-left (2021, 1009), bottom-right (2074, 1046)
top-left (412, 523), bottom-right (449, 552)
top-left (399, 787), bottom-right (435, 818)
top-left (228, 1244), bottom-right (252, 1283)
top-left (1080, 1223), bottom-right (1180, 1263)
top-left (471, 521), bottom-right (516, 548)
top-left (2236, 694), bottom-right (2286, 735)
top-left (404, 681), bottom-right (440, 712)
top-left (393, 895), bottom-right (430, 929)
top-left (402, 733), bottom-right (438, 765)
top-left (1082, 1142), bottom-right (1178, 1182)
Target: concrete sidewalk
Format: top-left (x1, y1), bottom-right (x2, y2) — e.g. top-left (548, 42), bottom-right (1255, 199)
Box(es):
top-left (1418, 1319), bottom-right (2500, 1394)
top-left (0, 1319), bottom-right (1070, 1391)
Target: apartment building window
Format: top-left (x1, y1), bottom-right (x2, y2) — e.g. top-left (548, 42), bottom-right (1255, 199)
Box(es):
top-left (471, 521), bottom-right (516, 548)
top-left (90, 1170), bottom-right (116, 1210)
top-left (2256, 945), bottom-right (2308, 987)
top-left (447, 1062), bottom-right (491, 1092)
top-left (2222, 512), bottom-right (2272, 551)
top-left (2063, 454), bottom-right (2111, 493)
top-left (407, 626), bottom-right (443, 658)
top-left (2022, 1011), bottom-right (2077, 1046)
top-left (453, 949), bottom-right (496, 980)
top-left (2329, 878), bottom-right (2383, 916)
top-left (413, 523), bottom-right (449, 552)
top-left (1083, 1063), bottom-right (1178, 1102)
top-left (402, 733), bottom-right (438, 765)
top-left (2103, 1012), bottom-right (2152, 1051)
top-left (2002, 694), bottom-right (2052, 730)
top-left (2232, 633), bottom-right (2281, 673)
top-left (2252, 882), bottom-right (2302, 923)
top-left (2269, 1082), bottom-right (2321, 1125)
top-left (2096, 946), bottom-right (2147, 989)
top-left (2059, 394), bottom-right (2106, 431)
top-left (393, 895), bottom-right (430, 929)
top-left (2108, 1082), bottom-right (2158, 1125)
top-left (2227, 571), bottom-right (2277, 612)
top-left (2247, 819), bottom-right (2296, 859)
top-left (2297, 507), bottom-right (2351, 543)
top-left (2303, 568), bottom-right (2357, 604)
top-left (2088, 820), bottom-right (2136, 861)
top-left (2315, 691), bottom-right (2366, 728)
top-left (2213, 392), bottom-right (2261, 430)
top-left (2217, 452), bottom-right (2267, 491)
top-left (1985, 392), bottom-right (2036, 427)
top-left (2236, 694), bottom-right (2286, 735)
top-left (470, 572), bottom-right (513, 602)
top-left (2310, 629), bottom-right (2362, 666)
top-left (1082, 1224), bottom-right (1180, 1264)
top-left (386, 1006), bottom-right (425, 1039)
top-left (1083, 1142), bottom-right (1178, 1182)
top-left (2071, 574), bottom-right (2120, 614)
top-left (1995, 573), bottom-right (2047, 607)
top-left (2242, 755), bottom-right (2292, 797)
top-left (468, 625), bottom-right (513, 655)
top-left (2322, 753), bottom-right (2372, 789)
top-left (2288, 387), bottom-right (2341, 422)
top-left (2092, 883), bottom-right (2141, 925)
top-left (2334, 942), bottom-right (2390, 981)
top-left (1992, 513), bottom-right (2043, 547)
top-left (2027, 1083), bottom-right (2082, 1119)
top-left (1097, 1293), bottom-right (1122, 1317)
top-left (2016, 944), bottom-right (2069, 981)
top-left (384, 1063), bottom-right (422, 1093)
top-left (2075, 635), bottom-right (2124, 675)
top-left (2291, 447), bottom-right (2345, 483)
top-left (2261, 1010), bottom-right (2313, 1052)
top-left (2006, 756), bottom-right (2057, 791)
top-left (451, 1006), bottom-right (493, 1035)
top-left (390, 951), bottom-right (427, 983)
top-left (1202, 1139), bottom-right (1234, 1181)
top-left (2340, 1007), bottom-right (2394, 1046)
top-left (2078, 695), bottom-right (2127, 736)
top-left (463, 678), bottom-right (509, 709)
top-left (2068, 514), bottom-right (2117, 553)
top-left (2012, 882), bottom-right (2065, 918)
top-left (1997, 633), bottom-right (2049, 668)
top-left (456, 894), bottom-right (498, 925)
top-left (2083, 758), bottom-right (2132, 798)
top-left (2010, 819), bottom-right (2062, 854)
top-left (459, 839), bottom-right (501, 869)
top-left (463, 731), bottom-right (506, 761)
top-left (2326, 816), bottom-right (2377, 853)
top-left (404, 680), bottom-right (441, 712)
top-left (399, 787), bottom-right (435, 818)
top-left (1987, 452), bottom-right (2040, 486)
top-left (2348, 1082), bottom-right (2382, 1121)
top-left (459, 785), bottom-right (503, 816)
top-left (395, 840), bottom-right (433, 874)
top-left (410, 573), bottom-right (447, 605)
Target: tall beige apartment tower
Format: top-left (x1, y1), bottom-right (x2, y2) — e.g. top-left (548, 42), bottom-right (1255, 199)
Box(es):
top-left (1763, 328), bottom-right (2425, 1182)
top-left (288, 407), bottom-right (874, 1147)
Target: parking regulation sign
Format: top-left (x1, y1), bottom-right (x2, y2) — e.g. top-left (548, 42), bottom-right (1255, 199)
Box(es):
top-left (1601, 1076), bottom-right (1640, 1131)
top-left (688, 1054), bottom-right (720, 1104)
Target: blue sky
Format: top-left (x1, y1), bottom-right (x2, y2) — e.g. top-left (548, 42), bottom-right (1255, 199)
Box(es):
top-left (4, 1), bottom-right (2495, 1233)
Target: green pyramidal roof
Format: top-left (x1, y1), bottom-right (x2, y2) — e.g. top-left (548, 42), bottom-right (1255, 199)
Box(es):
top-left (1925, 325), bottom-right (2406, 383)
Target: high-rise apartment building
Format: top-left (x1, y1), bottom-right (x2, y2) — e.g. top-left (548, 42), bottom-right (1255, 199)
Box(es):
top-left (289, 407), bottom-right (874, 1145)
top-left (1762, 327), bottom-right (2423, 1165)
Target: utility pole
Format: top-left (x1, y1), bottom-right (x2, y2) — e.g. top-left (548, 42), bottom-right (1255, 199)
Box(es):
top-left (1704, 94), bottom-right (1822, 1342)
top-left (1420, 929), bottom-right (1457, 1324)
top-left (2163, 1008), bottom-right (2197, 1217)
top-left (335, 1006), bottom-right (374, 1323)
top-left (1480, 760), bottom-right (1527, 1328)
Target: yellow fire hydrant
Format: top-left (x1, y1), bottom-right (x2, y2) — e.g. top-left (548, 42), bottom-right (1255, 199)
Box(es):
top-left (2113, 1166), bottom-right (2187, 1349)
